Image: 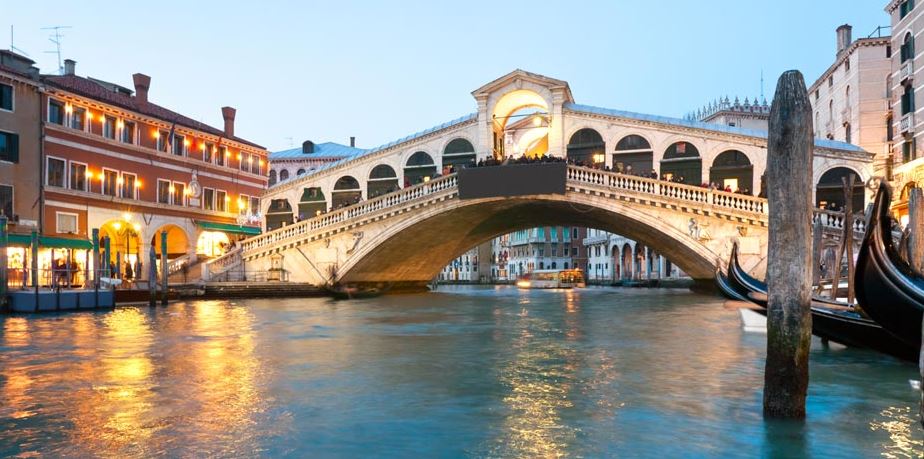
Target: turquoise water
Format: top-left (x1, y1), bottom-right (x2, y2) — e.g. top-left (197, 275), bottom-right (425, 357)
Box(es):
top-left (0, 286), bottom-right (921, 457)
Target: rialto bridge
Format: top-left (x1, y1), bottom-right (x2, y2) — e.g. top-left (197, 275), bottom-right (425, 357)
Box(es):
top-left (205, 70), bottom-right (873, 289)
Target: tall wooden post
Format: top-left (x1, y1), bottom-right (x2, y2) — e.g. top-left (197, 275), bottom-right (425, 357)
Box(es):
top-left (812, 218), bottom-right (823, 288)
top-left (842, 175), bottom-right (856, 304)
top-left (764, 70), bottom-right (813, 419)
top-left (907, 188), bottom-right (924, 428)
top-left (0, 215), bottom-right (8, 311)
top-left (148, 244), bottom-right (157, 307)
top-left (160, 231), bottom-right (168, 306)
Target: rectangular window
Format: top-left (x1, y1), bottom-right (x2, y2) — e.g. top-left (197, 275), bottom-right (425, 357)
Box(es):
top-left (216, 190), bottom-right (227, 212)
top-left (902, 87), bottom-right (915, 115)
top-left (251, 156), bottom-right (260, 175)
top-left (121, 173), bottom-right (136, 199)
top-left (217, 146), bottom-right (227, 166)
top-left (240, 153), bottom-right (249, 172)
top-left (48, 99), bottom-right (65, 125)
top-left (157, 179), bottom-right (171, 204)
top-left (203, 188), bottom-right (215, 211)
top-left (0, 83), bottom-right (12, 111)
top-left (70, 107), bottom-right (85, 130)
top-left (47, 157), bottom-right (66, 187)
top-left (901, 0), bottom-right (915, 18)
top-left (238, 194), bottom-right (249, 215)
top-left (827, 76), bottom-right (833, 88)
top-left (0, 131), bottom-right (18, 163)
top-left (157, 130), bottom-right (169, 152)
top-left (172, 134), bottom-right (185, 156)
top-left (69, 162), bottom-right (87, 191)
top-left (174, 182), bottom-right (186, 206)
top-left (904, 138), bottom-right (918, 162)
top-left (102, 169), bottom-right (118, 196)
top-left (0, 185), bottom-right (11, 218)
top-left (204, 143), bottom-right (214, 163)
top-left (103, 116), bottom-right (116, 139)
top-left (121, 121), bottom-right (135, 144)
top-left (250, 197), bottom-right (260, 215)
top-left (56, 212), bottom-right (78, 234)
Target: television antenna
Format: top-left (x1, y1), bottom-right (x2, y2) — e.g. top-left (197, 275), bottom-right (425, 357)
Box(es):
top-left (10, 26), bottom-right (31, 57)
top-left (42, 25), bottom-right (72, 74)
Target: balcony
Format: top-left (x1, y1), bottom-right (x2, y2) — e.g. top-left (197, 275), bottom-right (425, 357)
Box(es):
top-left (901, 112), bottom-right (915, 135)
top-left (901, 60), bottom-right (914, 84)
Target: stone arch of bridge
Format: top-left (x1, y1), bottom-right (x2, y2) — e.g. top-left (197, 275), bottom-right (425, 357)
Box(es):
top-left (335, 192), bottom-right (722, 287)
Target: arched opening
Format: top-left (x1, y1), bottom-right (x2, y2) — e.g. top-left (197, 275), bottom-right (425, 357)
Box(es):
top-left (613, 134), bottom-right (653, 175)
top-left (566, 128), bottom-right (605, 167)
top-left (265, 198), bottom-right (294, 230)
top-left (492, 89), bottom-right (550, 159)
top-left (551, 261), bottom-right (557, 269)
top-left (196, 230), bottom-right (229, 258)
top-left (709, 150), bottom-right (753, 193)
top-left (150, 224), bottom-right (189, 259)
top-left (297, 168), bottom-right (306, 176)
top-left (100, 218), bottom-right (143, 275)
top-left (442, 138), bottom-right (476, 172)
top-left (332, 175), bottom-right (362, 208)
top-left (268, 169), bottom-right (277, 186)
top-left (298, 187), bottom-right (326, 219)
top-left (621, 244), bottom-right (633, 281)
top-left (902, 32), bottom-right (915, 63)
top-left (815, 167), bottom-right (864, 210)
top-left (611, 244), bottom-right (620, 283)
top-left (404, 151), bottom-right (436, 186)
top-left (636, 244), bottom-right (649, 280)
top-left (368, 164), bottom-right (399, 198)
top-left (660, 141), bottom-right (701, 184)
top-left (279, 169), bottom-right (290, 182)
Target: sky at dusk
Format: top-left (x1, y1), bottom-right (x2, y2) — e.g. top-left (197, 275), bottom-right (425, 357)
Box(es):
top-left (6, 1), bottom-right (888, 151)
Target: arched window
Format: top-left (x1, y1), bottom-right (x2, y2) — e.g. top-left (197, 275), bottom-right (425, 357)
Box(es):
top-left (613, 134), bottom-right (653, 175)
top-left (265, 199), bottom-right (293, 231)
top-left (815, 167), bottom-right (864, 210)
top-left (709, 150), bottom-right (753, 193)
top-left (298, 187), bottom-right (326, 219)
top-left (902, 32), bottom-right (915, 63)
top-left (551, 261), bottom-right (557, 269)
top-left (332, 175), bottom-right (361, 208)
top-left (297, 168), bottom-right (306, 176)
top-left (566, 128), bottom-right (605, 167)
top-left (660, 141), bottom-right (701, 184)
top-left (404, 151), bottom-right (436, 185)
top-left (442, 138), bottom-right (476, 170)
top-left (279, 169), bottom-right (290, 181)
top-left (268, 169), bottom-right (277, 186)
top-left (368, 164), bottom-right (399, 197)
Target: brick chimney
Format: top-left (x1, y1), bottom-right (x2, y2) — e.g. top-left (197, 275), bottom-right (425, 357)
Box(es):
top-left (836, 24), bottom-right (852, 54)
top-left (132, 73), bottom-right (151, 104)
top-left (350, 136), bottom-right (355, 147)
top-left (63, 59), bottom-right (76, 76)
top-left (221, 106), bottom-right (236, 138)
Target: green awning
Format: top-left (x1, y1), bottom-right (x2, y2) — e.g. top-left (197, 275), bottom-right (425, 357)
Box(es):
top-left (5, 234), bottom-right (92, 250)
top-left (196, 221), bottom-right (262, 236)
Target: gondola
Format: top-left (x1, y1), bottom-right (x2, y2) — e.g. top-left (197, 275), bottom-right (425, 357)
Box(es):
top-left (855, 183), bottom-right (924, 350)
top-left (724, 244), bottom-right (917, 362)
top-left (728, 243), bottom-right (848, 308)
top-left (715, 267), bottom-right (749, 302)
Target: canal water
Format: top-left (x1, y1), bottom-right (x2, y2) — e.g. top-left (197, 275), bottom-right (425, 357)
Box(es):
top-left (0, 286), bottom-right (921, 457)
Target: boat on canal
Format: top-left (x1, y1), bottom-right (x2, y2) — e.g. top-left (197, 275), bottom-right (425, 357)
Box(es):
top-left (719, 243), bottom-right (917, 362)
top-left (855, 182), bottom-right (924, 351)
top-left (516, 269), bottom-right (586, 289)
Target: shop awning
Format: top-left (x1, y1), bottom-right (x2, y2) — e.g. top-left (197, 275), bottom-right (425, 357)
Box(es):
top-left (196, 221), bottom-right (262, 236)
top-left (5, 234), bottom-right (93, 250)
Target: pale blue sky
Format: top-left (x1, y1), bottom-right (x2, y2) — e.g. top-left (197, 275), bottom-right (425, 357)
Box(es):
top-left (6, 1), bottom-right (888, 151)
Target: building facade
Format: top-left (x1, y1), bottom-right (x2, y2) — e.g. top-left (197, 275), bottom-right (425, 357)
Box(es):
top-left (40, 59), bottom-right (268, 281)
top-left (0, 50), bottom-right (42, 231)
top-left (807, 24), bottom-right (891, 210)
top-left (887, 0), bottom-right (924, 220)
top-left (583, 229), bottom-right (684, 284)
top-left (269, 139), bottom-right (363, 186)
top-left (691, 96), bottom-right (771, 131)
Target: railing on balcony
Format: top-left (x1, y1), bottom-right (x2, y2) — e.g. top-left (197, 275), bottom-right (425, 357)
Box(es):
top-left (901, 60), bottom-right (914, 84)
top-left (901, 112), bottom-right (914, 134)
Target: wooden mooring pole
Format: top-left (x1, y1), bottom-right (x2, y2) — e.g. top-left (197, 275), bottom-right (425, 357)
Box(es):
top-left (763, 70), bottom-right (813, 419)
top-left (908, 188), bottom-right (924, 427)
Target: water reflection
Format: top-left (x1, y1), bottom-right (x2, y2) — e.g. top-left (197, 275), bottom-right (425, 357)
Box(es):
top-left (0, 287), bottom-right (921, 456)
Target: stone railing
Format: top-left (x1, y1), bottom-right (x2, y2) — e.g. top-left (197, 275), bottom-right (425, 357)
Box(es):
top-left (812, 209), bottom-right (866, 235)
top-left (241, 174), bottom-right (459, 258)
top-left (566, 166), bottom-right (768, 216)
top-left (201, 246), bottom-right (242, 281)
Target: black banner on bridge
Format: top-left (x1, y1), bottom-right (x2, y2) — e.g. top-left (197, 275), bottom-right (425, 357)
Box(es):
top-left (457, 162), bottom-right (567, 200)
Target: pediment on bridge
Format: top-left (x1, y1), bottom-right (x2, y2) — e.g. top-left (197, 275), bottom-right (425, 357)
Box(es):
top-left (471, 69), bottom-right (573, 102)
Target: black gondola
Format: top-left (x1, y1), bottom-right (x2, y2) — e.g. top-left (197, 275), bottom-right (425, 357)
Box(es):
top-left (855, 183), bottom-right (924, 350)
top-left (728, 243), bottom-right (848, 307)
top-left (715, 267), bottom-right (749, 302)
top-left (724, 243), bottom-right (917, 362)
